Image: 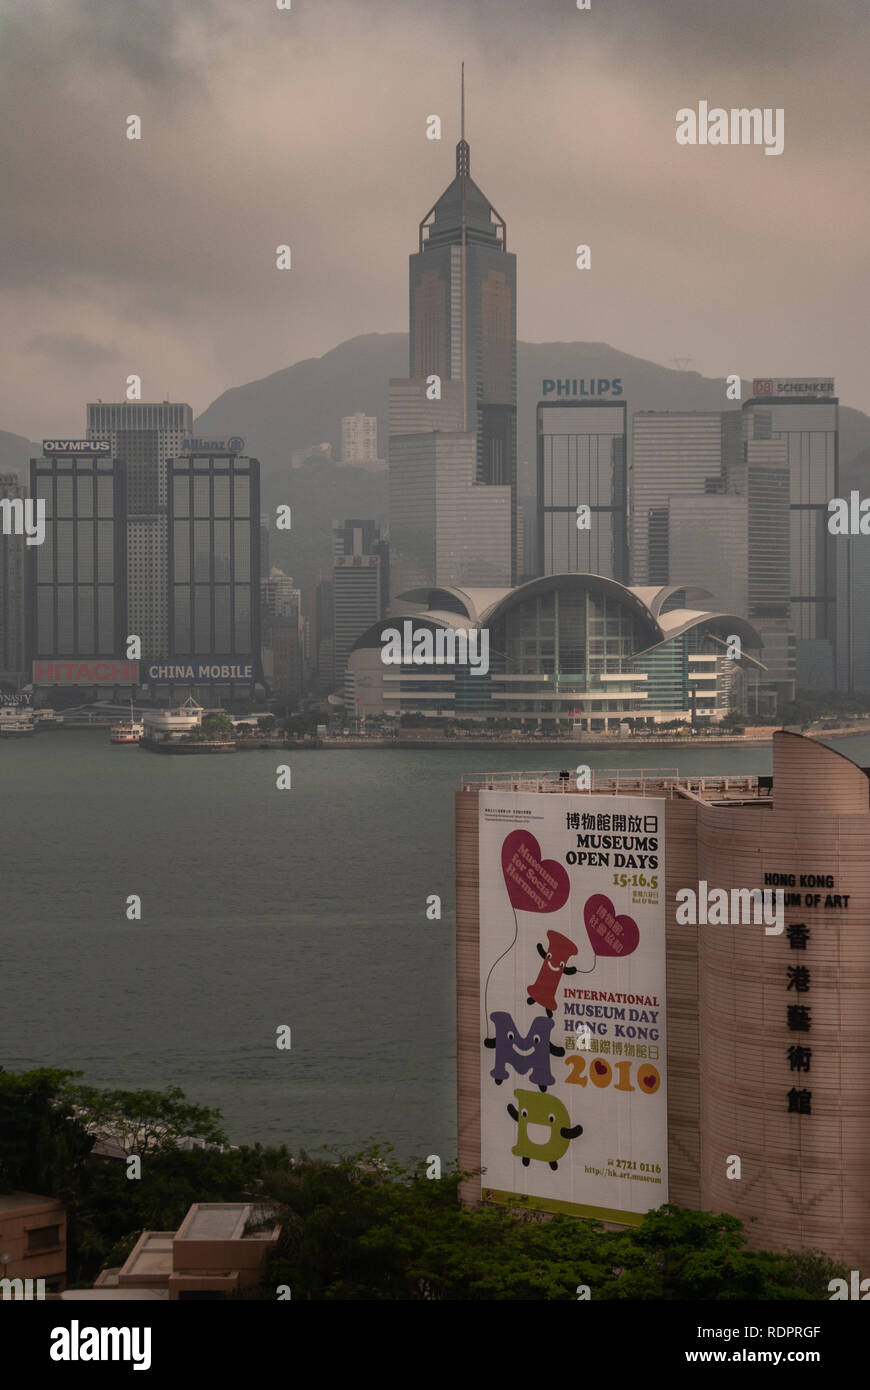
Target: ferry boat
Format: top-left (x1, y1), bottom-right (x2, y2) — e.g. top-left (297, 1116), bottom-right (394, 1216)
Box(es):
top-left (32, 708), bottom-right (63, 728)
top-left (0, 707), bottom-right (35, 737)
top-left (110, 700), bottom-right (145, 744)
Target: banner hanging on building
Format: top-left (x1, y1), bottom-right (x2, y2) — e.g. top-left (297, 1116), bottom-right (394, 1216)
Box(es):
top-left (478, 790), bottom-right (668, 1222)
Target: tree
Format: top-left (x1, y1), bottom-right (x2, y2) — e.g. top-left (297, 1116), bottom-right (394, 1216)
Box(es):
top-left (255, 1150), bottom-right (845, 1300)
top-left (0, 1067), bottom-right (93, 1202)
top-left (66, 1083), bottom-right (227, 1159)
top-left (201, 711), bottom-right (234, 739)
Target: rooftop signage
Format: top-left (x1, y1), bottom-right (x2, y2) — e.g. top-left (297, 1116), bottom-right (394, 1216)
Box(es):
top-left (542, 379), bottom-right (623, 398)
top-left (42, 439), bottom-right (110, 455)
top-left (751, 379), bottom-right (835, 397)
top-left (180, 437), bottom-right (245, 453)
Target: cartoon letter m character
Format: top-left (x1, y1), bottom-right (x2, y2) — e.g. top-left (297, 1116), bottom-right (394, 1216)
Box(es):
top-left (484, 1012), bottom-right (565, 1091)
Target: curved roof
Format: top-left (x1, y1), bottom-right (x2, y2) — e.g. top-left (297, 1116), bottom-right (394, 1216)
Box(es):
top-left (477, 573), bottom-right (662, 640)
top-left (641, 608), bottom-right (763, 653)
top-left (631, 585), bottom-right (716, 617)
top-left (354, 574), bottom-right (763, 658)
top-left (396, 587), bottom-right (512, 624)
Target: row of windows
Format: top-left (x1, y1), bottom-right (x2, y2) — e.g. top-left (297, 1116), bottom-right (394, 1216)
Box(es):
top-left (36, 522), bottom-right (116, 583)
top-left (172, 584), bottom-right (252, 653)
top-left (171, 475), bottom-right (251, 519)
top-left (36, 475), bottom-right (116, 519)
top-left (35, 586), bottom-right (116, 651)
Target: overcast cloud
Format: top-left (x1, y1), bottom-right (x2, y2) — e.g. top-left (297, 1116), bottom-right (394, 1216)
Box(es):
top-left (1, 0), bottom-right (867, 436)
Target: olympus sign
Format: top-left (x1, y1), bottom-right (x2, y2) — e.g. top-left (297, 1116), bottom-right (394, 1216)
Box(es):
top-left (42, 439), bottom-right (111, 455)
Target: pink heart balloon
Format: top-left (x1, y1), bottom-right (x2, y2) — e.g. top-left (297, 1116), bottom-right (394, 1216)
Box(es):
top-left (583, 893), bottom-right (640, 957)
top-left (501, 830), bottom-right (570, 914)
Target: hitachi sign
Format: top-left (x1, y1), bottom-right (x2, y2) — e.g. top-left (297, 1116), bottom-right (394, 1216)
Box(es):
top-left (32, 660), bottom-right (139, 685)
top-left (42, 439), bottom-right (110, 455)
top-left (542, 378), bottom-right (623, 398)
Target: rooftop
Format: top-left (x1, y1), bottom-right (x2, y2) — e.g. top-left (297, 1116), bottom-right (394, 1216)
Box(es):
top-left (176, 1202), bottom-right (275, 1240)
top-left (0, 1191), bottom-right (61, 1212)
top-left (460, 768), bottom-right (773, 806)
top-left (120, 1232), bottom-right (174, 1281)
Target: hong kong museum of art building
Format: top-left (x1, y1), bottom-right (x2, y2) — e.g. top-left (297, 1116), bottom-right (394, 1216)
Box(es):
top-left (456, 732), bottom-right (870, 1267)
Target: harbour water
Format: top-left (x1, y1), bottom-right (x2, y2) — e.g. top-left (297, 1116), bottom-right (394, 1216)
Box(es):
top-left (3, 732), bottom-right (867, 1161)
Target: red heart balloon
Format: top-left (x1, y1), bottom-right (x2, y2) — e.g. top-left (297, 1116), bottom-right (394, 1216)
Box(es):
top-left (501, 830), bottom-right (570, 913)
top-left (583, 893), bottom-right (640, 957)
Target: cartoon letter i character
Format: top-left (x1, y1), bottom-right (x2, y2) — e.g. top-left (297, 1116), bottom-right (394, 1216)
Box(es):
top-left (527, 930), bottom-right (578, 1017)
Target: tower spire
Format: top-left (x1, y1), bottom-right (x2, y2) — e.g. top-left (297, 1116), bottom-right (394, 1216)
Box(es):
top-left (457, 62), bottom-right (469, 177)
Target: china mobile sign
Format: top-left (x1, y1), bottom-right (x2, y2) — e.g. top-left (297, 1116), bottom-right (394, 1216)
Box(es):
top-left (478, 792), bottom-right (667, 1220)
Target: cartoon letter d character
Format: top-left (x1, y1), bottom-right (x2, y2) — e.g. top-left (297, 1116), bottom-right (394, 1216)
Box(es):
top-left (507, 1089), bottom-right (583, 1171)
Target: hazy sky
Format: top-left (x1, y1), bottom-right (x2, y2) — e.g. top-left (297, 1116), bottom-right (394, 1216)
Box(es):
top-left (2, 0), bottom-right (868, 437)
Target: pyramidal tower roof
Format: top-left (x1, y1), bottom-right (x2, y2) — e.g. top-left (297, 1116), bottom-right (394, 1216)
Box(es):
top-left (419, 65), bottom-right (506, 252)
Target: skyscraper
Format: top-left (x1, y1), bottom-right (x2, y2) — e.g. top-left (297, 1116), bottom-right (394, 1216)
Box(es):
top-left (630, 412), bottom-right (732, 585)
top-left (537, 400), bottom-right (628, 580)
top-left (341, 414), bottom-right (380, 467)
top-left (742, 390), bottom-right (838, 687)
top-left (332, 520), bottom-right (386, 695)
top-left (667, 493), bottom-right (748, 617)
top-left (393, 68), bottom-right (517, 587)
top-left (87, 402), bottom-right (193, 659)
top-left (165, 450), bottom-right (261, 694)
top-left (27, 451), bottom-right (128, 686)
top-left (0, 475), bottom-right (27, 681)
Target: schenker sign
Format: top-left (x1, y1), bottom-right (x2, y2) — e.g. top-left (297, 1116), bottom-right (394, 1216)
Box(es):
top-left (751, 378), bottom-right (835, 397)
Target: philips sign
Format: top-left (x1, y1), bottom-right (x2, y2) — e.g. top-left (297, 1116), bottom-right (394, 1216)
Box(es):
top-left (145, 660), bottom-right (254, 683)
top-left (542, 378), bottom-right (623, 398)
top-left (42, 439), bottom-right (110, 455)
top-left (752, 378), bottom-right (835, 397)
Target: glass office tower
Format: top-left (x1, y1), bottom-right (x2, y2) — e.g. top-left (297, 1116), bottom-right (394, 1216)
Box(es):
top-left (537, 400), bottom-right (628, 581)
top-left (742, 394), bottom-right (838, 682)
top-left (167, 452), bottom-right (260, 665)
top-left (28, 452), bottom-right (128, 662)
top-left (409, 113), bottom-right (517, 577)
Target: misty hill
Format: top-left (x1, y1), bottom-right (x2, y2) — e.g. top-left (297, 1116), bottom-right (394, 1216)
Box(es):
top-left (196, 332), bottom-right (870, 494)
top-left (0, 426), bottom-right (39, 480)
top-left (196, 333), bottom-right (870, 598)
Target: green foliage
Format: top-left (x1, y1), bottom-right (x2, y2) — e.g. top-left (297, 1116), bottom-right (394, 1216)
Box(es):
top-left (66, 1082), bottom-right (227, 1158)
top-left (0, 1067), bottom-right (93, 1201)
top-left (195, 711), bottom-right (234, 739)
top-left (1, 1070), bottom-right (846, 1299)
top-left (255, 1151), bottom-right (845, 1301)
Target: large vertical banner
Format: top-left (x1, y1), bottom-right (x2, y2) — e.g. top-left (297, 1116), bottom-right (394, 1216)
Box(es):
top-left (479, 791), bottom-right (668, 1220)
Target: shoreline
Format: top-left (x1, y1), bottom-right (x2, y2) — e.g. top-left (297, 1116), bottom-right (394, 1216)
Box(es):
top-left (295, 725), bottom-right (870, 751)
top-left (27, 723), bottom-right (870, 752)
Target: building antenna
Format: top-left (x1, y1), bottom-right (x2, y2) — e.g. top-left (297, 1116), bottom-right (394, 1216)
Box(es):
top-left (460, 62), bottom-right (467, 431)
